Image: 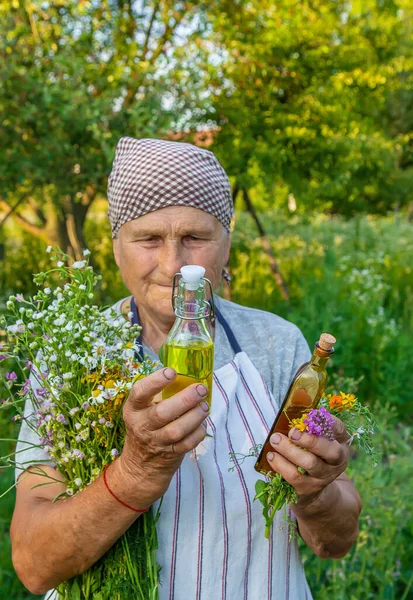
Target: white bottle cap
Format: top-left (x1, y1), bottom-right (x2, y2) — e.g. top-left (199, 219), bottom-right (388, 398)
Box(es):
top-left (180, 265), bottom-right (206, 290)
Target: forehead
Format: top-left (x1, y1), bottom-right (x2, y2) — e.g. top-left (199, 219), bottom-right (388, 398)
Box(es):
top-left (120, 206), bottom-right (224, 236)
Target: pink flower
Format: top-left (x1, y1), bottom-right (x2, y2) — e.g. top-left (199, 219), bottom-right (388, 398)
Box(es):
top-left (6, 371), bottom-right (18, 381)
top-left (304, 407), bottom-right (335, 441)
top-left (22, 379), bottom-right (31, 394)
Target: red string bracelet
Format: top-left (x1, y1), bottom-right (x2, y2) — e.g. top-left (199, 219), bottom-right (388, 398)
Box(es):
top-left (103, 464), bottom-right (149, 514)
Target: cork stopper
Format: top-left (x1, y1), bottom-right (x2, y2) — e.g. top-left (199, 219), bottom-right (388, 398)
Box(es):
top-left (318, 333), bottom-right (336, 352)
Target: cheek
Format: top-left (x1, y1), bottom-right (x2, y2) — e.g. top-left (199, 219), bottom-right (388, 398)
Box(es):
top-left (117, 246), bottom-right (156, 287)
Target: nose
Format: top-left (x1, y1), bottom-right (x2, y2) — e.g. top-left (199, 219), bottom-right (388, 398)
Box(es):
top-left (158, 240), bottom-right (185, 281)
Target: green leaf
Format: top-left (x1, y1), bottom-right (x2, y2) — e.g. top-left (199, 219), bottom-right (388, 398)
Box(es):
top-left (70, 580), bottom-right (81, 600)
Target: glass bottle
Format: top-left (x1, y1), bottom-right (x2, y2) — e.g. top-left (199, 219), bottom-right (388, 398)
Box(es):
top-left (254, 333), bottom-right (336, 474)
top-left (162, 265), bottom-right (214, 407)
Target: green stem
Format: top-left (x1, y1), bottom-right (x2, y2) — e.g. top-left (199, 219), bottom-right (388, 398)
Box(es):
top-left (265, 496), bottom-right (285, 538)
top-left (400, 569), bottom-right (413, 600)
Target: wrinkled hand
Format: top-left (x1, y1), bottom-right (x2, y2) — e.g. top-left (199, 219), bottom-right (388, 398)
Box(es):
top-left (113, 367), bottom-right (209, 507)
top-left (267, 416), bottom-right (350, 507)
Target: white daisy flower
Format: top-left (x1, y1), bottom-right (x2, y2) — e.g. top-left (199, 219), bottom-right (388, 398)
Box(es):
top-left (72, 260), bottom-right (87, 269)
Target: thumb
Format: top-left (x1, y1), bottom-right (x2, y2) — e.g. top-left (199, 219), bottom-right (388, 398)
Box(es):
top-left (126, 367), bottom-right (176, 411)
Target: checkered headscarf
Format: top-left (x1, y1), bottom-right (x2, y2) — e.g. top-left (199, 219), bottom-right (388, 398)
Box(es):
top-left (108, 137), bottom-right (233, 238)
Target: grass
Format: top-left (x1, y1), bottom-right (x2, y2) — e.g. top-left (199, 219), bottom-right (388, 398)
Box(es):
top-left (1, 211), bottom-right (413, 598)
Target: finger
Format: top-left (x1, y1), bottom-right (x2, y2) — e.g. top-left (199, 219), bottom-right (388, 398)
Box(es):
top-left (269, 433), bottom-right (331, 479)
top-left (172, 423), bottom-right (207, 455)
top-left (266, 450), bottom-right (323, 495)
top-left (126, 368), bottom-right (176, 411)
top-left (147, 383), bottom-right (209, 430)
top-left (157, 404), bottom-right (209, 445)
top-left (287, 428), bottom-right (349, 467)
top-left (331, 416), bottom-right (350, 443)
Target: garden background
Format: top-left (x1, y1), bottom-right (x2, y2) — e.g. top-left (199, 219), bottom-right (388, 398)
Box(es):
top-left (0, 1), bottom-right (412, 598)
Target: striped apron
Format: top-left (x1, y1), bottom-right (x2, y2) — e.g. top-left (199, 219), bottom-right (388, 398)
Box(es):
top-left (144, 305), bottom-right (313, 600)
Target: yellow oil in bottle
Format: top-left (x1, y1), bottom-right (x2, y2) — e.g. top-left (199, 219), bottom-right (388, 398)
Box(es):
top-left (162, 341), bottom-right (214, 407)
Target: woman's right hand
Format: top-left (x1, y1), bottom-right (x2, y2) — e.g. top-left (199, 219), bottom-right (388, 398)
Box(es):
top-left (108, 367), bottom-right (209, 509)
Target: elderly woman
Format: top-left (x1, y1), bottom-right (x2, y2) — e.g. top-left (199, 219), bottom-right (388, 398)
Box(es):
top-left (11, 138), bottom-right (361, 599)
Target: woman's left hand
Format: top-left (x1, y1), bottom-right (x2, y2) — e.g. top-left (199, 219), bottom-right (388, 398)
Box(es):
top-left (267, 415), bottom-right (351, 506)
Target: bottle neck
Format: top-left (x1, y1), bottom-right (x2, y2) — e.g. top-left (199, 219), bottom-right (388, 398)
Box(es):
top-left (310, 347), bottom-right (332, 371)
top-left (175, 280), bottom-right (208, 320)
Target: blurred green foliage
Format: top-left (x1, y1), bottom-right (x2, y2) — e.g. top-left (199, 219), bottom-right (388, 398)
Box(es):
top-left (205, 0), bottom-right (413, 214)
top-left (300, 402), bottom-right (413, 600)
top-left (0, 0), bottom-right (216, 253)
top-left (0, 0), bottom-right (412, 258)
top-left (229, 212), bottom-right (413, 418)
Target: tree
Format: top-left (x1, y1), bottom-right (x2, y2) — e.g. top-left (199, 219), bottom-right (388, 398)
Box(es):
top-left (197, 0), bottom-right (413, 215)
top-left (0, 0), bottom-right (213, 257)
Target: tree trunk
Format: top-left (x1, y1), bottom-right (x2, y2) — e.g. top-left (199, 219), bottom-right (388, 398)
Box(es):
top-left (241, 188), bottom-right (289, 302)
top-left (222, 185), bottom-right (242, 302)
top-left (55, 206), bottom-right (73, 255)
top-left (58, 194), bottom-right (95, 260)
top-left (0, 190), bottom-right (95, 260)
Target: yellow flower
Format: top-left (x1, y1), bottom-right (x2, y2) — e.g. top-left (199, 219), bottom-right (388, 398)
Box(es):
top-left (113, 392), bottom-right (127, 410)
top-left (340, 391), bottom-right (357, 410)
top-left (290, 416), bottom-right (308, 432)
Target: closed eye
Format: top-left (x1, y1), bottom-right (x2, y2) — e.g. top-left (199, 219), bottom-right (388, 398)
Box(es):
top-left (183, 234), bottom-right (210, 242)
top-left (130, 236), bottom-right (162, 245)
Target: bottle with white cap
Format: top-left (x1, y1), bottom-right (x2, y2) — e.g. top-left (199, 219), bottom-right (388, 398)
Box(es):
top-left (162, 265), bottom-right (214, 406)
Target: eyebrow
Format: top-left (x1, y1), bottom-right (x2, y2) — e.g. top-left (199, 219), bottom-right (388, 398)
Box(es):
top-left (127, 226), bottom-right (216, 238)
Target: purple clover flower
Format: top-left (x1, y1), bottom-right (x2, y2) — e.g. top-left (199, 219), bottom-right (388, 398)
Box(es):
top-left (82, 401), bottom-right (90, 410)
top-left (111, 448), bottom-right (119, 457)
top-left (73, 449), bottom-right (85, 460)
top-left (6, 372), bottom-right (18, 381)
top-left (22, 379), bottom-right (31, 394)
top-left (304, 407), bottom-right (335, 441)
top-left (56, 413), bottom-right (68, 424)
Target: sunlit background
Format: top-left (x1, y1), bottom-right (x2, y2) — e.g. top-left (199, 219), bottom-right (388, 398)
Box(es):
top-left (1, 1), bottom-right (412, 598)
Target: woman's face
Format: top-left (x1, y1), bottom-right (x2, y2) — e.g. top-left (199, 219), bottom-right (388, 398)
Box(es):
top-left (113, 206), bottom-right (231, 323)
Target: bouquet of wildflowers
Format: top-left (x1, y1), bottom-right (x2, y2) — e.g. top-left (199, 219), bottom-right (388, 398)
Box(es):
top-left (233, 392), bottom-right (377, 539)
top-left (0, 248), bottom-right (160, 599)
